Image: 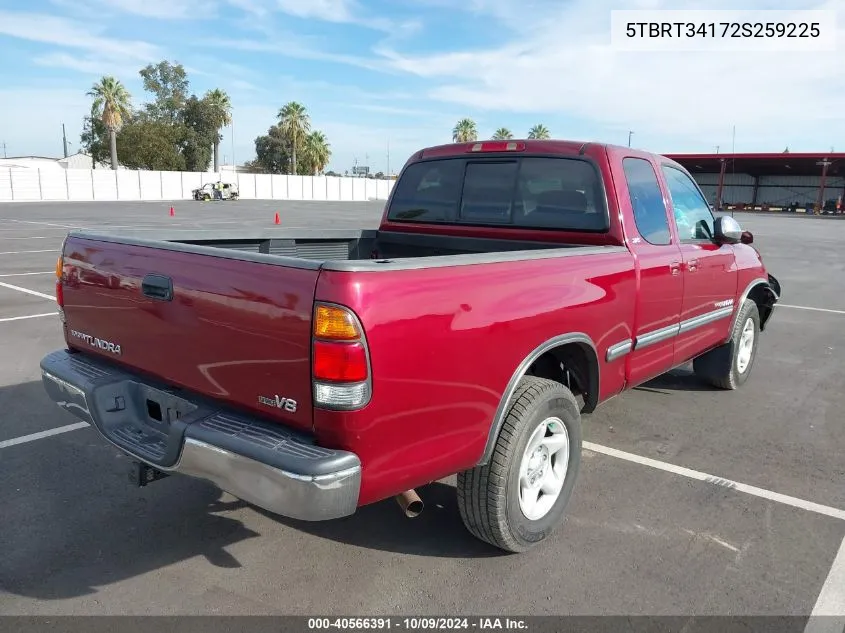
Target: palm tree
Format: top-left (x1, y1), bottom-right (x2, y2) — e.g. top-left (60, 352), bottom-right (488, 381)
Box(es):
top-left (303, 131), bottom-right (331, 175)
top-left (492, 127), bottom-right (513, 140)
top-left (278, 101), bottom-right (310, 174)
top-left (87, 76), bottom-right (132, 170)
top-left (528, 124), bottom-right (550, 139)
top-left (204, 88), bottom-right (232, 172)
top-left (452, 118), bottom-right (478, 143)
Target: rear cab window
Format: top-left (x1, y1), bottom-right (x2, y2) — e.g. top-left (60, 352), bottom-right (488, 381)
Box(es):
top-left (387, 156), bottom-right (609, 232)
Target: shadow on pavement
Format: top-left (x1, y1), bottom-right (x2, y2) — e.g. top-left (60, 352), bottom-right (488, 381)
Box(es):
top-left (636, 366), bottom-right (720, 395)
top-left (1, 379), bottom-right (500, 601)
top-left (252, 481), bottom-right (503, 560)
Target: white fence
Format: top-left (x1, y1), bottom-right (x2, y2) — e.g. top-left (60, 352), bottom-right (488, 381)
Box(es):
top-left (0, 168), bottom-right (396, 203)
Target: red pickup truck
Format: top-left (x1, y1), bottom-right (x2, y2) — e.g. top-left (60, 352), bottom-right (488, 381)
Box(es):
top-left (41, 140), bottom-right (780, 553)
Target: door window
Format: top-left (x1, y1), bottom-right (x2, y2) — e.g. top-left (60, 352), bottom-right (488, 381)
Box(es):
top-left (661, 165), bottom-right (716, 242)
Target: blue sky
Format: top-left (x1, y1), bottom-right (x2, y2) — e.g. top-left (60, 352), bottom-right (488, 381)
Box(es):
top-left (0, 0), bottom-right (843, 173)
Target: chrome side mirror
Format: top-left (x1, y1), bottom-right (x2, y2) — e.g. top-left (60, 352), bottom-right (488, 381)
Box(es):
top-left (714, 215), bottom-right (743, 244)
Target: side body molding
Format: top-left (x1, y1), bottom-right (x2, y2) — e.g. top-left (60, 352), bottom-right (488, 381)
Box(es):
top-left (477, 332), bottom-right (598, 466)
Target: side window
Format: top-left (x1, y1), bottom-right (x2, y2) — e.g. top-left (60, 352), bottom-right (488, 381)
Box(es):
top-left (622, 157), bottom-right (671, 245)
top-left (661, 165), bottom-right (716, 242)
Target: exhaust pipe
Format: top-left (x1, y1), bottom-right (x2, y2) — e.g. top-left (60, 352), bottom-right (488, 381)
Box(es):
top-left (395, 489), bottom-right (424, 518)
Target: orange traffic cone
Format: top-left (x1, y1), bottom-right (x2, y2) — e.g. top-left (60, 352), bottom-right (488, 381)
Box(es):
top-left (274, 212), bottom-right (280, 225)
top-left (169, 206), bottom-right (175, 217)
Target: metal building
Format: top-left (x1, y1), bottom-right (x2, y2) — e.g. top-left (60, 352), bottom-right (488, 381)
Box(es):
top-left (664, 152), bottom-right (845, 214)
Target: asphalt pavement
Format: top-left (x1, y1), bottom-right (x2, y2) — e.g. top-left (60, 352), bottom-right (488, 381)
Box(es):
top-left (0, 201), bottom-right (843, 624)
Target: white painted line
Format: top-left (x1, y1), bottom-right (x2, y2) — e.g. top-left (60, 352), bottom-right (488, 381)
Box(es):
top-left (779, 304), bottom-right (845, 316)
top-left (8, 219), bottom-right (78, 229)
top-left (0, 249), bottom-right (58, 255)
top-left (583, 441), bottom-right (845, 522)
top-left (0, 421), bottom-right (90, 449)
top-left (0, 236), bottom-right (55, 240)
top-left (0, 281), bottom-right (56, 301)
top-left (0, 312), bottom-right (57, 323)
top-left (805, 537), bottom-right (845, 631)
top-left (0, 271), bottom-right (52, 278)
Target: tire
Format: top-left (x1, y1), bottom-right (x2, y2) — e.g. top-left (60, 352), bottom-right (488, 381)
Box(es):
top-left (693, 299), bottom-right (760, 390)
top-left (457, 376), bottom-right (582, 553)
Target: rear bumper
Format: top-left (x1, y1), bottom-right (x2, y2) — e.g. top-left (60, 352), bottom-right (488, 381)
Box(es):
top-left (39, 349), bottom-right (361, 521)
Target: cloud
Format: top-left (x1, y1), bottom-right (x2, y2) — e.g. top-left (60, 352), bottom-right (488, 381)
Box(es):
top-left (0, 11), bottom-right (161, 63)
top-left (375, 0), bottom-right (845, 150)
top-left (95, 0), bottom-right (218, 20)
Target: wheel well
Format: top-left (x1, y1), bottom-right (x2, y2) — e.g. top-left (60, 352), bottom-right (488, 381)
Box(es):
top-left (525, 342), bottom-right (599, 413)
top-left (747, 283), bottom-right (777, 331)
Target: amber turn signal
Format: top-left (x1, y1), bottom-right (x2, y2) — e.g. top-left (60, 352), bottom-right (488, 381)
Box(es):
top-left (55, 254), bottom-right (63, 279)
top-left (314, 304), bottom-right (361, 340)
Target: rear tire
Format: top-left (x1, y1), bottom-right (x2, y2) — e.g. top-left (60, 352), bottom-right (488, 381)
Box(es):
top-left (693, 299), bottom-right (760, 390)
top-left (457, 376), bottom-right (582, 553)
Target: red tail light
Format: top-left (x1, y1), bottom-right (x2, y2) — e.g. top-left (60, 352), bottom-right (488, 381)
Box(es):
top-left (313, 341), bottom-right (368, 382)
top-left (55, 253), bottom-right (65, 309)
top-left (55, 280), bottom-right (64, 307)
top-left (312, 302), bottom-right (371, 410)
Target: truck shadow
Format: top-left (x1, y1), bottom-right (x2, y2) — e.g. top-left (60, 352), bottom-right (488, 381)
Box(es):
top-left (0, 380), bottom-right (263, 601)
top-left (249, 481), bottom-right (504, 559)
top-left (1, 380), bottom-right (502, 602)
top-left (635, 367), bottom-right (720, 395)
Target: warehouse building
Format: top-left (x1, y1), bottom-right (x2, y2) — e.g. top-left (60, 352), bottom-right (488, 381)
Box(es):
top-left (665, 152), bottom-right (845, 214)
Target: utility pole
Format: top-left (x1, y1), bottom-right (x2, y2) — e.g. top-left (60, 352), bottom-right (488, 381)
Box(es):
top-left (627, 131), bottom-right (633, 147)
top-left (62, 123), bottom-right (69, 158)
top-left (387, 140), bottom-right (390, 177)
top-left (1, 141), bottom-right (6, 159)
top-left (731, 125), bottom-right (736, 154)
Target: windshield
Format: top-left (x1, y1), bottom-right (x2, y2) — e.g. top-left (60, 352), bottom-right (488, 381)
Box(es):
top-left (386, 156), bottom-right (609, 232)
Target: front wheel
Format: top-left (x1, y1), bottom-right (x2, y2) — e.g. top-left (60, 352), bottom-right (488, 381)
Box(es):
top-left (693, 299), bottom-right (760, 389)
top-left (457, 376), bottom-right (582, 553)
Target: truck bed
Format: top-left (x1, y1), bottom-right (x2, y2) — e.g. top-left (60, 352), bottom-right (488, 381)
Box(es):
top-left (73, 227), bottom-right (602, 272)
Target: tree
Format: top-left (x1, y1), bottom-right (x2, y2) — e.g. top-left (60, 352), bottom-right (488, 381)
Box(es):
top-left (80, 105), bottom-right (109, 168)
top-left (528, 124), bottom-right (550, 139)
top-left (204, 88), bottom-right (232, 171)
top-left (492, 127), bottom-right (513, 140)
top-left (87, 76), bottom-right (132, 170)
top-left (181, 95), bottom-right (219, 172)
top-left (139, 60), bottom-right (189, 124)
top-left (116, 119), bottom-right (186, 171)
top-left (278, 102), bottom-right (310, 174)
top-left (302, 130), bottom-right (331, 175)
top-left (253, 124), bottom-right (291, 174)
top-left (452, 118), bottom-right (478, 143)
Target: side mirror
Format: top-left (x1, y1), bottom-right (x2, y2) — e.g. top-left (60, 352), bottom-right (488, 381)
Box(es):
top-left (714, 215), bottom-right (743, 244)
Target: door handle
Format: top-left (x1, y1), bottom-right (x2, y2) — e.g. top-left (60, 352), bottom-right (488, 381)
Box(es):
top-left (141, 273), bottom-right (173, 301)
top-left (686, 259), bottom-right (699, 272)
top-left (669, 261), bottom-right (681, 275)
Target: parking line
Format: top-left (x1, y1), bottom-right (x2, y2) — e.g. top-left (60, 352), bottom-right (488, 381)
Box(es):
top-left (805, 537), bottom-right (845, 630)
top-left (583, 441), bottom-right (845, 522)
top-left (779, 304), bottom-right (845, 316)
top-left (0, 249), bottom-right (57, 255)
top-left (0, 271), bottom-right (52, 278)
top-left (0, 236), bottom-right (55, 240)
top-left (0, 281), bottom-right (55, 301)
top-left (0, 422), bottom-right (90, 449)
top-left (0, 312), bottom-right (57, 323)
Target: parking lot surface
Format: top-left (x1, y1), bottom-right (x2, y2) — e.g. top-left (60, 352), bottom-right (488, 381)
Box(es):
top-left (0, 201), bottom-right (843, 622)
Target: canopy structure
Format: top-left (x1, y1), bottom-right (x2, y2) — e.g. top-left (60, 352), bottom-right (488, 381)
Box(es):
top-left (664, 152), bottom-right (845, 213)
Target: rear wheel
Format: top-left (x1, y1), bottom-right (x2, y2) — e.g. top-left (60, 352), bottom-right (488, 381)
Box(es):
top-left (457, 376), bottom-right (582, 553)
top-left (693, 299), bottom-right (760, 389)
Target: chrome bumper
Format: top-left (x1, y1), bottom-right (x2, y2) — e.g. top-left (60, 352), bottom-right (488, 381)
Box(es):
top-left (40, 349), bottom-right (361, 521)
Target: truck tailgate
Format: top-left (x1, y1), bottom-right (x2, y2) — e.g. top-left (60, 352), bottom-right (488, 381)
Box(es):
top-left (59, 234), bottom-right (317, 432)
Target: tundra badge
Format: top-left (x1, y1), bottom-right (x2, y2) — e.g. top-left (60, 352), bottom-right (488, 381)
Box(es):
top-left (69, 329), bottom-right (122, 355)
top-left (258, 394), bottom-right (298, 413)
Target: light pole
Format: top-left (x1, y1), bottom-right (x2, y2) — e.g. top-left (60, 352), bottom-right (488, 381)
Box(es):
top-left (627, 131), bottom-right (633, 147)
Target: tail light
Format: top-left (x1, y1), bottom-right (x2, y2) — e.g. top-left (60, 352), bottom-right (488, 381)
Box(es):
top-left (55, 252), bottom-right (65, 319)
top-left (467, 141), bottom-right (525, 152)
top-left (312, 303), bottom-right (371, 410)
